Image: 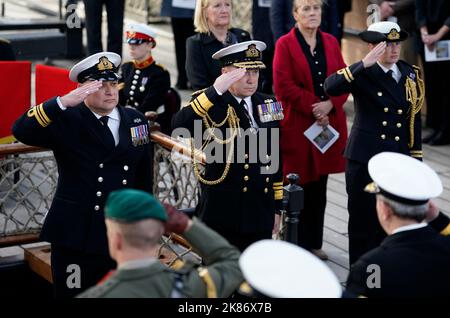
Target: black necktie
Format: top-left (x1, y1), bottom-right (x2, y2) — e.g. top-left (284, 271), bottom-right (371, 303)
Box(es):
top-left (240, 100), bottom-right (254, 128)
top-left (387, 70), bottom-right (397, 84)
top-left (99, 116), bottom-right (115, 149)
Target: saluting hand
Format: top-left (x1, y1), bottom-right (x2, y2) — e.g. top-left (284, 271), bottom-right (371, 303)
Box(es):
top-left (213, 68), bottom-right (247, 94)
top-left (59, 80), bottom-right (103, 108)
top-left (362, 42), bottom-right (386, 68)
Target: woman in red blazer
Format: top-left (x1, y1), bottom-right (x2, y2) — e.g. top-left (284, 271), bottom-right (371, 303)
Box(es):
top-left (273, 0), bottom-right (349, 260)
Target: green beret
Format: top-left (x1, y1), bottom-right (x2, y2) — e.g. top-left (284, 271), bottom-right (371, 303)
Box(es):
top-left (105, 189), bottom-right (167, 223)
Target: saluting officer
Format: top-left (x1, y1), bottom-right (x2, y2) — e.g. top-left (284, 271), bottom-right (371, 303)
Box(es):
top-left (172, 41), bottom-right (284, 251)
top-left (346, 152), bottom-right (450, 298)
top-left (13, 52), bottom-right (153, 298)
top-left (78, 189), bottom-right (243, 298)
top-left (324, 21), bottom-right (425, 265)
top-left (119, 23), bottom-right (171, 116)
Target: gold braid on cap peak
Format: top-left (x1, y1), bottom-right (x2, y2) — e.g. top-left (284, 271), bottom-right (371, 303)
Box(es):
top-left (387, 29), bottom-right (400, 41)
top-left (405, 67), bottom-right (425, 148)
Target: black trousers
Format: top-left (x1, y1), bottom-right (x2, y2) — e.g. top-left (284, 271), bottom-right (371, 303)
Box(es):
top-left (420, 50), bottom-right (450, 134)
top-left (218, 231), bottom-right (272, 252)
top-left (171, 17), bottom-right (195, 87)
top-left (83, 0), bottom-right (125, 56)
top-left (297, 175), bottom-right (328, 250)
top-left (50, 245), bottom-right (116, 298)
top-left (346, 160), bottom-right (386, 265)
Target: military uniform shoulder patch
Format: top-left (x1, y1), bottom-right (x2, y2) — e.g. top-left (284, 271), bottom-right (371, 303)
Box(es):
top-left (78, 278), bottom-right (120, 298)
top-left (191, 88), bottom-right (207, 97)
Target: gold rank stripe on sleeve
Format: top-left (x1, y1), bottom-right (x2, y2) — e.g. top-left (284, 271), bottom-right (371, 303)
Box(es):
top-left (273, 182), bottom-right (284, 200)
top-left (27, 104), bottom-right (51, 127)
top-left (190, 93), bottom-right (213, 117)
top-left (410, 150), bottom-right (423, 158)
top-left (197, 267), bottom-right (218, 298)
top-left (441, 224), bottom-right (450, 236)
top-left (337, 67), bottom-right (354, 83)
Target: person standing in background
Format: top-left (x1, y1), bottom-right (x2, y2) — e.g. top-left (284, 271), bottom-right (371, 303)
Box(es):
top-left (270, 0), bottom-right (295, 43)
top-left (186, 0), bottom-right (251, 91)
top-left (252, 0), bottom-right (275, 94)
top-left (416, 0), bottom-right (450, 146)
top-left (161, 0), bottom-right (196, 90)
top-left (273, 0), bottom-right (349, 261)
top-left (321, 0), bottom-right (352, 45)
top-left (83, 0), bottom-right (125, 56)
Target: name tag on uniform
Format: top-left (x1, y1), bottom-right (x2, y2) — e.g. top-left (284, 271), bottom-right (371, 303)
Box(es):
top-left (257, 100), bottom-right (284, 123)
top-left (130, 124), bottom-right (150, 146)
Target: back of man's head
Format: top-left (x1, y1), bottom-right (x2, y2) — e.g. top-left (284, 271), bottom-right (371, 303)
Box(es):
top-left (110, 219), bottom-right (164, 248)
top-left (104, 189), bottom-right (168, 257)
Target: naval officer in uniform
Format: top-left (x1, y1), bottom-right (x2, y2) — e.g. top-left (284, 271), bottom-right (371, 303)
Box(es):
top-left (172, 40), bottom-right (284, 251)
top-left (78, 189), bottom-right (243, 298)
top-left (324, 21), bottom-right (425, 264)
top-left (119, 23), bottom-right (171, 117)
top-left (345, 152), bottom-right (450, 298)
top-left (13, 52), bottom-right (153, 298)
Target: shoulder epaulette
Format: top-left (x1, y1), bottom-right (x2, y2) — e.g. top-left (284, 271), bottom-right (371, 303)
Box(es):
top-left (191, 88), bottom-right (207, 96)
top-left (413, 64), bottom-right (420, 70)
top-left (156, 63), bottom-right (166, 70)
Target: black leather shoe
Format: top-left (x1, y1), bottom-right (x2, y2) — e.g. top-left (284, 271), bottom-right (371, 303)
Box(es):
top-left (429, 132), bottom-right (450, 146)
top-left (422, 129), bottom-right (439, 144)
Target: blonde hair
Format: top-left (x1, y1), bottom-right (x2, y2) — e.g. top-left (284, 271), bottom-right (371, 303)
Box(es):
top-left (194, 0), bottom-right (232, 34)
top-left (293, 0), bottom-right (323, 14)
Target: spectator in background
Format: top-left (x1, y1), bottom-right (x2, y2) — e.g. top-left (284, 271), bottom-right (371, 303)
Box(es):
top-left (83, 0), bottom-right (125, 56)
top-left (370, 0), bottom-right (417, 64)
top-left (273, 0), bottom-right (349, 261)
top-left (186, 0), bottom-right (251, 91)
top-left (253, 0), bottom-right (275, 93)
top-left (0, 38), bottom-right (16, 60)
top-left (270, 0), bottom-right (351, 45)
top-left (270, 0), bottom-right (295, 43)
top-left (321, 0), bottom-right (352, 45)
top-left (416, 0), bottom-right (450, 146)
top-left (160, 0), bottom-right (196, 90)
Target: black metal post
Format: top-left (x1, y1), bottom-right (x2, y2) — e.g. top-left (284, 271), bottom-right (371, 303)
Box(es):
top-left (283, 173), bottom-right (304, 245)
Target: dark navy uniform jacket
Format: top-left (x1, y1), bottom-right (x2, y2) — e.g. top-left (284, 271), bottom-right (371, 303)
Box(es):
top-left (119, 60), bottom-right (170, 114)
top-left (13, 98), bottom-right (153, 255)
top-left (172, 87), bottom-right (283, 235)
top-left (325, 60), bottom-right (423, 163)
top-left (346, 225), bottom-right (450, 298)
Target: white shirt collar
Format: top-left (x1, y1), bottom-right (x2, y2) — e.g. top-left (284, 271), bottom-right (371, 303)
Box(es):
top-left (233, 95), bottom-right (252, 106)
top-left (377, 62), bottom-right (401, 81)
top-left (392, 223), bottom-right (427, 235)
top-left (118, 257), bottom-right (158, 270)
top-left (90, 107), bottom-right (120, 121)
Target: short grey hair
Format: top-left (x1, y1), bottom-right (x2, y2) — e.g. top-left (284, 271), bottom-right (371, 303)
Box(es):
top-left (377, 194), bottom-right (428, 222)
top-left (112, 219), bottom-right (164, 249)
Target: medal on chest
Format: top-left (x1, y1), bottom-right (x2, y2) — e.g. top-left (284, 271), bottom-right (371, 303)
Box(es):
top-left (257, 99), bottom-right (284, 123)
